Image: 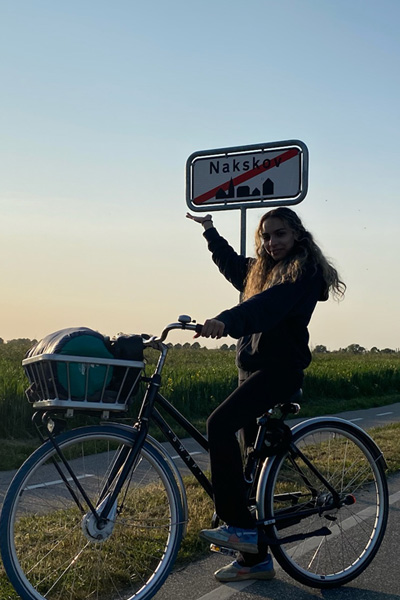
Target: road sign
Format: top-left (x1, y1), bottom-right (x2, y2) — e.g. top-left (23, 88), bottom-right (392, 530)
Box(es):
top-left (186, 140), bottom-right (308, 212)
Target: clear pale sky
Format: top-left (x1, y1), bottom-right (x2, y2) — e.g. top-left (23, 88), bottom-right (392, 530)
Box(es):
top-left (1, 0), bottom-right (399, 350)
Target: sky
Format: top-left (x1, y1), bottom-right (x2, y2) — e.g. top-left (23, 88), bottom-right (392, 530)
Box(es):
top-left (0, 0), bottom-right (399, 351)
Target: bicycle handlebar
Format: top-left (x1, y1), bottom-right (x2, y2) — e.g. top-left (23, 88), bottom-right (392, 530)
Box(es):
top-left (159, 321), bottom-right (202, 342)
top-left (142, 316), bottom-right (203, 347)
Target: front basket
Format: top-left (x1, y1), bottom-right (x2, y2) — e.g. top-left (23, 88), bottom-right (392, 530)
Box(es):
top-left (23, 353), bottom-right (145, 413)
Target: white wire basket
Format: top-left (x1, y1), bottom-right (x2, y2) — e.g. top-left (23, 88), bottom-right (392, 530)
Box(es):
top-left (23, 353), bottom-right (145, 413)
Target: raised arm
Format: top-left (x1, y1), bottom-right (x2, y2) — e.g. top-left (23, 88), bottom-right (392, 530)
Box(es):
top-left (186, 212), bottom-right (250, 292)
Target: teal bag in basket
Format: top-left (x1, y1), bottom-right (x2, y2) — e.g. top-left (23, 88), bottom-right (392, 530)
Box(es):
top-left (25, 327), bottom-right (114, 399)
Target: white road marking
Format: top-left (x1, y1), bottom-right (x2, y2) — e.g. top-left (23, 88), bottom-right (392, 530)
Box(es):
top-left (376, 412), bottom-right (394, 417)
top-left (24, 474), bottom-right (95, 490)
top-left (349, 418), bottom-right (363, 422)
top-left (22, 451), bottom-right (207, 492)
top-left (389, 490), bottom-right (400, 505)
top-left (171, 451), bottom-right (203, 460)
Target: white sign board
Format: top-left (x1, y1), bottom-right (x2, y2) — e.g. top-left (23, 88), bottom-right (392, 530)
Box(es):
top-left (186, 140), bottom-right (308, 212)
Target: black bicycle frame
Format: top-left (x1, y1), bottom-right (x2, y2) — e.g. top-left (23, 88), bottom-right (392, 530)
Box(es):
top-left (37, 371), bottom-right (344, 537)
top-left (151, 392), bottom-right (213, 499)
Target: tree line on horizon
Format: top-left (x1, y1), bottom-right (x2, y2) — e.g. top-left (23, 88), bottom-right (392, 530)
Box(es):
top-left (1, 337), bottom-right (399, 355)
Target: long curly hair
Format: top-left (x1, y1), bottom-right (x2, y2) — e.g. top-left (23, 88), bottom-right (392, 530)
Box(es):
top-left (243, 207), bottom-right (346, 300)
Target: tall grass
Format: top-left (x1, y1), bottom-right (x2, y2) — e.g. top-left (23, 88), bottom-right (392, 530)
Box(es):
top-left (1, 342), bottom-right (400, 440)
top-left (0, 341), bottom-right (33, 440)
top-left (303, 352), bottom-right (400, 414)
top-left (306, 353), bottom-right (400, 397)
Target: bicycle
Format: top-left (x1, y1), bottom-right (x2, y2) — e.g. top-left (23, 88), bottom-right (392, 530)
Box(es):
top-left (0, 315), bottom-right (389, 600)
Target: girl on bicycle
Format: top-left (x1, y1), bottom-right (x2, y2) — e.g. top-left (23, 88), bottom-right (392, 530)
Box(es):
top-left (187, 207), bottom-right (345, 582)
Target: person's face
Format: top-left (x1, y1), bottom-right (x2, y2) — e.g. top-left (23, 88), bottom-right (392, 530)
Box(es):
top-left (261, 217), bottom-right (296, 261)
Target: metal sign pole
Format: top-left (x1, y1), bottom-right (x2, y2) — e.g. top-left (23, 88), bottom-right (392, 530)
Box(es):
top-left (240, 206), bottom-right (247, 257)
top-left (239, 207), bottom-right (247, 302)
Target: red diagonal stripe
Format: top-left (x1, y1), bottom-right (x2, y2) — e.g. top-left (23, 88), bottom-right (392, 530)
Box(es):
top-left (193, 147), bottom-right (299, 205)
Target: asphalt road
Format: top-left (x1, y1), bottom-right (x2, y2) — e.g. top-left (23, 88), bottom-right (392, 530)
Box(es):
top-left (154, 402), bottom-right (400, 600)
top-left (153, 472), bottom-right (400, 600)
top-left (1, 401), bottom-right (400, 600)
top-left (159, 401), bottom-right (400, 477)
top-left (2, 402), bottom-right (400, 507)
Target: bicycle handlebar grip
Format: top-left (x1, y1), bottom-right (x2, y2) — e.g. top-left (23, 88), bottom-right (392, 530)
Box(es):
top-left (195, 323), bottom-right (203, 334)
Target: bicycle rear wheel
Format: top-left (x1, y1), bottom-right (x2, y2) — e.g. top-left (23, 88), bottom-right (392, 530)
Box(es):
top-left (258, 418), bottom-right (388, 588)
top-left (0, 424), bottom-right (184, 600)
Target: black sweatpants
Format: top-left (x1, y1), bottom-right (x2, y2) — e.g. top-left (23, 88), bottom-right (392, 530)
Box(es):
top-left (206, 368), bottom-right (303, 565)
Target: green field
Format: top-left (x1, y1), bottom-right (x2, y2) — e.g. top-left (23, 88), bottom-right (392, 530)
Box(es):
top-left (1, 339), bottom-right (400, 452)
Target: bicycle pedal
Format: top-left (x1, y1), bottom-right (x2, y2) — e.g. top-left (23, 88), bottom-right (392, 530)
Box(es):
top-left (209, 543), bottom-right (237, 557)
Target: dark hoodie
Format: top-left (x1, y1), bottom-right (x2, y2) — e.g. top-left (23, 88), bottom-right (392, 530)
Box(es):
top-left (203, 227), bottom-right (327, 373)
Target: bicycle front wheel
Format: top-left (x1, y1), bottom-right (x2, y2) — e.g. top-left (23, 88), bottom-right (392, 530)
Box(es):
top-left (258, 418), bottom-right (388, 588)
top-left (0, 424), bottom-right (184, 600)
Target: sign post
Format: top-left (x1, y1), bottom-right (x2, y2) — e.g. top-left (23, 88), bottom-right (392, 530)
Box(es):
top-left (186, 139), bottom-right (309, 257)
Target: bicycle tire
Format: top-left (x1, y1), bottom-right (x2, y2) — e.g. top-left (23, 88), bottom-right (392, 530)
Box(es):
top-left (0, 424), bottom-right (185, 600)
top-left (257, 417), bottom-right (388, 588)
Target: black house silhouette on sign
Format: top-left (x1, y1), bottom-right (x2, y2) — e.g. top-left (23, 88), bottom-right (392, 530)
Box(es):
top-left (216, 177), bottom-right (274, 200)
top-left (263, 178), bottom-right (274, 195)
